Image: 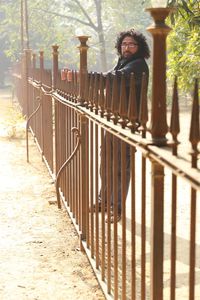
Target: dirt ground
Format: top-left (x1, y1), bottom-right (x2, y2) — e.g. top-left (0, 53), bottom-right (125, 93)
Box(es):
top-left (0, 87), bottom-right (105, 300)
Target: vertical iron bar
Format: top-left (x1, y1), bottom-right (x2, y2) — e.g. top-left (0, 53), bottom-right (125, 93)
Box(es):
top-left (189, 79), bottom-right (199, 168)
top-left (170, 77), bottom-right (180, 156)
top-left (66, 106), bottom-right (70, 206)
top-left (139, 73), bottom-right (148, 138)
top-left (93, 124), bottom-right (99, 259)
top-left (88, 120), bottom-right (93, 248)
top-left (189, 188), bottom-right (196, 300)
top-left (127, 73), bottom-right (137, 133)
top-left (113, 136), bottom-right (119, 300)
top-left (80, 113), bottom-right (89, 241)
top-left (131, 146), bottom-right (136, 300)
top-left (101, 131), bottom-right (107, 280)
top-left (78, 114), bottom-right (81, 227)
top-left (69, 108), bottom-right (73, 209)
top-left (75, 113), bottom-right (80, 224)
top-left (39, 51), bottom-right (44, 157)
top-left (71, 108), bottom-right (75, 215)
top-left (119, 73), bottom-right (128, 129)
top-left (72, 109), bottom-right (76, 217)
top-left (121, 141), bottom-right (127, 300)
top-left (106, 132), bottom-right (111, 290)
top-left (170, 173), bottom-right (177, 300)
top-left (141, 154), bottom-right (146, 300)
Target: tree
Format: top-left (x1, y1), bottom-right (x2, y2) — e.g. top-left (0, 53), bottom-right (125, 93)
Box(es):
top-left (167, 0), bottom-right (200, 92)
top-left (143, 0), bottom-right (200, 92)
top-left (31, 0), bottom-right (151, 71)
top-left (42, 0), bottom-right (108, 71)
top-left (0, 0), bottom-right (61, 62)
top-left (133, 0), bottom-right (199, 93)
top-left (0, 0), bottom-right (151, 71)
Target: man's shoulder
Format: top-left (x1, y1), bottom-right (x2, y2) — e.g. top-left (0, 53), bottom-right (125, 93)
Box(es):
top-left (128, 58), bottom-right (149, 70)
top-left (117, 57), bottom-right (146, 70)
top-left (129, 57), bottom-right (146, 65)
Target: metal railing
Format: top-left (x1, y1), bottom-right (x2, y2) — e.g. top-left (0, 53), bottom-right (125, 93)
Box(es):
top-left (12, 35), bottom-right (200, 300)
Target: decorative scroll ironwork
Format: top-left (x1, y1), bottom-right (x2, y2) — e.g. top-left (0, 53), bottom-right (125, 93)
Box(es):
top-left (55, 127), bottom-right (81, 209)
top-left (26, 96), bottom-right (41, 162)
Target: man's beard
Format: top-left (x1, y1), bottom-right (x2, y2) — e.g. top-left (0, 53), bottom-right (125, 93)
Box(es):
top-left (122, 51), bottom-right (133, 58)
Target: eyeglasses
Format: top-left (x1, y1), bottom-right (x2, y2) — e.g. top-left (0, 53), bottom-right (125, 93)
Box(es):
top-left (121, 43), bottom-right (138, 49)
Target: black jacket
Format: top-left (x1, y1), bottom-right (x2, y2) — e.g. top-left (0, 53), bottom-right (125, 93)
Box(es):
top-left (109, 53), bottom-right (149, 113)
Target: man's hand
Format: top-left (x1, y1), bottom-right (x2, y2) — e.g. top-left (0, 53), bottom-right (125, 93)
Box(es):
top-left (61, 68), bottom-right (72, 82)
top-left (67, 70), bottom-right (73, 82)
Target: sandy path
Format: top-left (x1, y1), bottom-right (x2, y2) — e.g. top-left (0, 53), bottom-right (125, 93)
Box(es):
top-left (0, 88), bottom-right (105, 300)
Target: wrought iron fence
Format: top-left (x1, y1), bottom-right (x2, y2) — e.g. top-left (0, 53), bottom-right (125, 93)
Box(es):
top-left (12, 36), bottom-right (200, 300)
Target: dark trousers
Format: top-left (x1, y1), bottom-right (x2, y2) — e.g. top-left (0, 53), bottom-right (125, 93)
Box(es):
top-left (99, 133), bottom-right (130, 214)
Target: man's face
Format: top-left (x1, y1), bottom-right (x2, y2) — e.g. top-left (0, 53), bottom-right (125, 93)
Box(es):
top-left (121, 36), bottom-right (138, 58)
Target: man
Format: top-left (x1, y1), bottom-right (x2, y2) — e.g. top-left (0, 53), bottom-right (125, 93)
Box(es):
top-left (94, 29), bottom-right (150, 222)
top-left (110, 28), bottom-right (150, 114)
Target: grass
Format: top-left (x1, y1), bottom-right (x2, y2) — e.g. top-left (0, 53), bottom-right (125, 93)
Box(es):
top-left (0, 89), bottom-right (26, 139)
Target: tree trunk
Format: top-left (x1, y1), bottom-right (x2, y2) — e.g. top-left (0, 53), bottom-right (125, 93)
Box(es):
top-left (95, 0), bottom-right (107, 71)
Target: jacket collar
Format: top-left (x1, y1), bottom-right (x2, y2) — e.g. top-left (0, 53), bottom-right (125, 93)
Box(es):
top-left (115, 53), bottom-right (142, 69)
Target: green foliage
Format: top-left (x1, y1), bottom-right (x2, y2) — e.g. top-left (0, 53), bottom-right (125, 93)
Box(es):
top-left (167, 0), bottom-right (200, 92)
top-left (0, 0), bottom-right (21, 61)
top-left (0, 97), bottom-right (26, 139)
top-left (168, 0), bottom-right (200, 28)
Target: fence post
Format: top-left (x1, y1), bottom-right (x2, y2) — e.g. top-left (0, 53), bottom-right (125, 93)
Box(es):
top-left (24, 49), bottom-right (31, 117)
top-left (77, 35), bottom-right (90, 105)
top-left (146, 9), bottom-right (173, 298)
top-left (39, 50), bottom-right (44, 82)
top-left (146, 8), bottom-right (172, 146)
top-left (32, 53), bottom-right (36, 78)
top-left (150, 159), bottom-right (164, 300)
top-left (52, 45), bottom-right (59, 177)
top-left (39, 50), bottom-right (44, 154)
top-left (52, 45), bottom-right (59, 90)
top-left (76, 35), bottom-right (90, 243)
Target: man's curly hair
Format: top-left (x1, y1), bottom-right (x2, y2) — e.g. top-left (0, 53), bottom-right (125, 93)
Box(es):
top-left (115, 29), bottom-right (150, 59)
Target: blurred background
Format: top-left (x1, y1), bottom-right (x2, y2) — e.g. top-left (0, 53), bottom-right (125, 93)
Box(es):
top-left (0, 0), bottom-right (199, 99)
